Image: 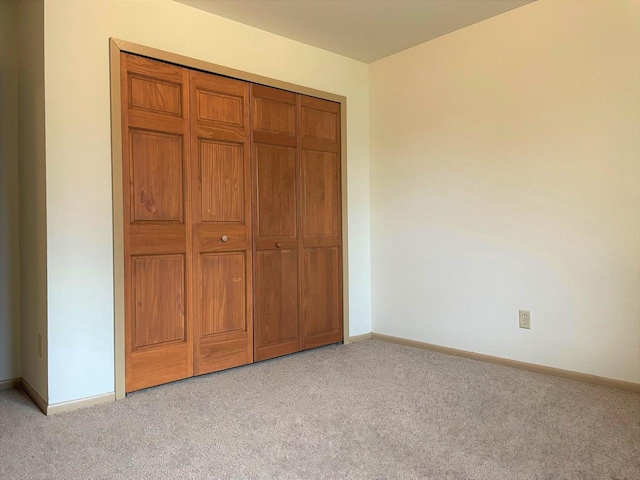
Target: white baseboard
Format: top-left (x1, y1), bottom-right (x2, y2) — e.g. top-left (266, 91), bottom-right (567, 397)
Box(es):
top-left (20, 378), bottom-right (115, 415)
top-left (371, 333), bottom-right (640, 393)
top-left (47, 392), bottom-right (115, 415)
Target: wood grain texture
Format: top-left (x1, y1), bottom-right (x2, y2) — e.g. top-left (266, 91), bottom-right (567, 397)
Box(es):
top-left (130, 130), bottom-right (184, 222)
top-left (252, 84), bottom-right (296, 137)
top-left (302, 108), bottom-right (337, 142)
top-left (254, 97), bottom-right (295, 135)
top-left (302, 247), bottom-right (342, 349)
top-left (132, 255), bottom-right (185, 349)
top-left (254, 249), bottom-right (300, 360)
top-left (299, 94), bottom-right (343, 350)
top-left (199, 140), bottom-right (244, 222)
top-left (255, 144), bottom-right (297, 238)
top-left (129, 75), bottom-right (182, 117)
top-left (302, 150), bottom-right (339, 238)
top-left (122, 53), bottom-right (193, 393)
top-left (251, 84), bottom-right (303, 361)
top-left (197, 90), bottom-right (243, 126)
top-left (122, 53), bottom-right (343, 388)
top-left (200, 252), bottom-right (246, 336)
top-left (190, 69), bottom-right (253, 376)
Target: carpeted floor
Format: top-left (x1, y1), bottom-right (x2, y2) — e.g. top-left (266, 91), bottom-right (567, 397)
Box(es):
top-left (0, 339), bottom-right (638, 480)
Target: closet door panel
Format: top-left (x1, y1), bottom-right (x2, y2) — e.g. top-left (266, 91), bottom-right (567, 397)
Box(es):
top-left (255, 144), bottom-right (297, 238)
top-left (122, 53), bottom-right (193, 393)
top-left (302, 247), bottom-right (343, 349)
top-left (197, 89), bottom-right (243, 126)
top-left (130, 131), bottom-right (184, 222)
top-left (299, 94), bottom-right (343, 350)
top-left (254, 249), bottom-right (300, 360)
top-left (132, 254), bottom-right (186, 349)
top-left (301, 150), bottom-right (340, 242)
top-left (199, 141), bottom-right (244, 223)
top-left (129, 75), bottom-right (182, 116)
top-left (252, 85), bottom-right (296, 137)
top-left (251, 84), bottom-right (302, 361)
top-left (190, 70), bottom-right (253, 375)
top-left (200, 252), bottom-right (247, 336)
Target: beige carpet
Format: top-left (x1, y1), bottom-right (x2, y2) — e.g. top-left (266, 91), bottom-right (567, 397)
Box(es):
top-left (1, 339), bottom-right (638, 479)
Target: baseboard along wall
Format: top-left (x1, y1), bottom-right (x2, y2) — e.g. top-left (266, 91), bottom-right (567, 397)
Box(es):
top-left (346, 333), bottom-right (372, 344)
top-left (370, 333), bottom-right (640, 393)
top-left (0, 378), bottom-right (21, 391)
top-left (47, 392), bottom-right (115, 415)
top-left (18, 378), bottom-right (115, 415)
top-left (20, 378), bottom-right (48, 414)
top-left (7, 331), bottom-right (637, 415)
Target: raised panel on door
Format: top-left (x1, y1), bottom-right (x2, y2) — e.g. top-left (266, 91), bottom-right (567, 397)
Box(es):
top-left (121, 53), bottom-right (192, 393)
top-left (130, 130), bottom-right (184, 222)
top-left (197, 251), bottom-right (250, 371)
top-left (129, 75), bottom-right (182, 117)
top-left (132, 255), bottom-right (186, 349)
top-left (301, 150), bottom-right (340, 242)
top-left (251, 84), bottom-right (297, 147)
top-left (201, 253), bottom-right (246, 335)
top-left (190, 70), bottom-right (253, 375)
top-left (302, 247), bottom-right (342, 349)
top-left (255, 144), bottom-right (297, 239)
top-left (199, 140), bottom-right (244, 223)
top-left (254, 249), bottom-right (300, 361)
top-left (300, 95), bottom-right (340, 154)
top-left (302, 107), bottom-right (337, 143)
top-left (197, 90), bottom-right (243, 127)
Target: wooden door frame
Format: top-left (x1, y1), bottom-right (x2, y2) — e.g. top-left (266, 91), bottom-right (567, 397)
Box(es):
top-left (109, 38), bottom-right (351, 400)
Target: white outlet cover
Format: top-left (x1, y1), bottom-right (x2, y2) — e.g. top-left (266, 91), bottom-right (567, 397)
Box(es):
top-left (519, 310), bottom-right (531, 329)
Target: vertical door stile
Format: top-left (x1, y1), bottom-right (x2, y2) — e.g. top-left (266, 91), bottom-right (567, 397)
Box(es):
top-left (296, 93), bottom-right (304, 354)
top-left (189, 70), bottom-right (201, 375)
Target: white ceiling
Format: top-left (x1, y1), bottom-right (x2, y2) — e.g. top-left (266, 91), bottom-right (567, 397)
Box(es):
top-left (175, 0), bottom-right (536, 63)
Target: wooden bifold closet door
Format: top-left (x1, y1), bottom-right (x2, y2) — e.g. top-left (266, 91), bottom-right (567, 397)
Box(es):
top-left (121, 54), bottom-right (193, 392)
top-left (121, 53), bottom-right (342, 392)
top-left (252, 85), bottom-right (343, 361)
top-left (299, 95), bottom-right (343, 350)
top-left (189, 70), bottom-right (253, 376)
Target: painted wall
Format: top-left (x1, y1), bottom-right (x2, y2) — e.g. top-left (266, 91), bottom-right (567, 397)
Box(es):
top-left (370, 0), bottom-right (640, 382)
top-left (0, 0), bottom-right (21, 383)
top-left (18, 0), bottom-right (48, 398)
top-left (44, 0), bottom-right (371, 403)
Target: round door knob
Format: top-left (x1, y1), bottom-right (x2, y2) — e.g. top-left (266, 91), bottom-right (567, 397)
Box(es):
top-left (221, 235), bottom-right (228, 242)
top-left (276, 242), bottom-right (282, 248)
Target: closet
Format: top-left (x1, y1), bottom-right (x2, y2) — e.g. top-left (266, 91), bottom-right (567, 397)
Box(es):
top-left (120, 53), bottom-right (342, 392)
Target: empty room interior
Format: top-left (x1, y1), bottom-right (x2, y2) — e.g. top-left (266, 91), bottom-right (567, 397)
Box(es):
top-left (0, 0), bottom-right (638, 478)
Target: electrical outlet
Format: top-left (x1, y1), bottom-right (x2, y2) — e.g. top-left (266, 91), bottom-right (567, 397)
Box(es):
top-left (519, 310), bottom-right (531, 329)
top-left (38, 334), bottom-right (42, 357)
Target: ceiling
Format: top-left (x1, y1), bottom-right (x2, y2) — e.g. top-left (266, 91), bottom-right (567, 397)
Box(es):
top-left (175, 0), bottom-right (536, 63)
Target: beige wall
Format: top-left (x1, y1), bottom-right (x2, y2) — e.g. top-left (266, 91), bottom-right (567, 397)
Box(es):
top-left (18, 0), bottom-right (48, 398)
top-left (0, 0), bottom-right (21, 383)
top-left (370, 0), bottom-right (640, 382)
top-left (44, 0), bottom-right (371, 403)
